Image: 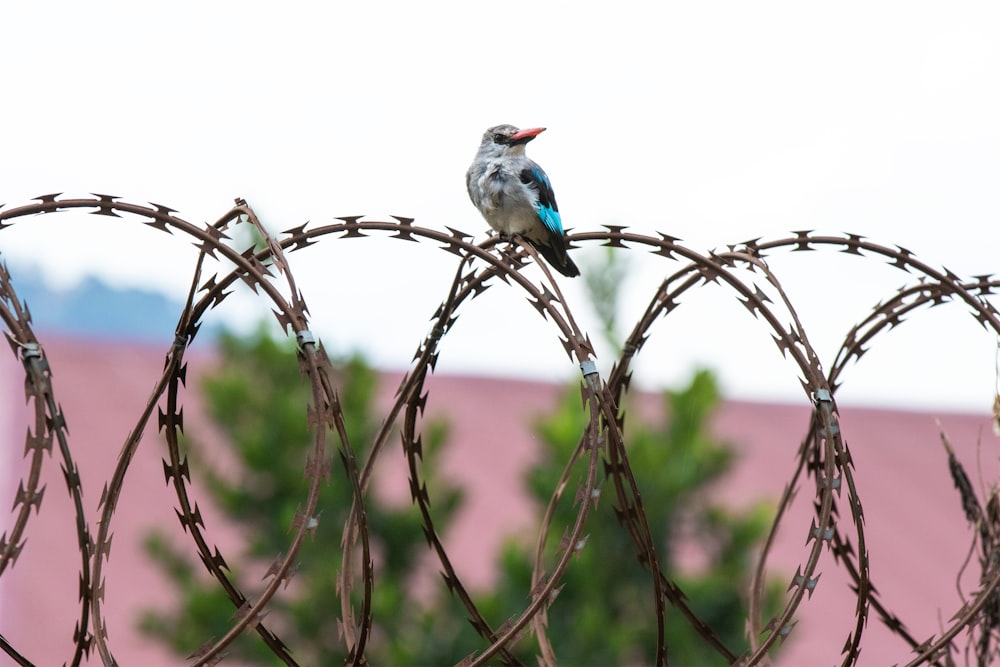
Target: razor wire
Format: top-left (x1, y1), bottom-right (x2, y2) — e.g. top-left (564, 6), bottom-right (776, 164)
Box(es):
top-left (0, 194), bottom-right (998, 666)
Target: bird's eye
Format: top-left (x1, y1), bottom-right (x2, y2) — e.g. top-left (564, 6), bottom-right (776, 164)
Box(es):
top-left (493, 133), bottom-right (506, 144)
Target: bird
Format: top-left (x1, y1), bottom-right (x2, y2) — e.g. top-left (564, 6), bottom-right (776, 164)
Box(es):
top-left (466, 124), bottom-right (579, 277)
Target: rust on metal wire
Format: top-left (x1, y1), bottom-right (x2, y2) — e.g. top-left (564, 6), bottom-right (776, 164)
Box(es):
top-left (0, 194), bottom-right (998, 666)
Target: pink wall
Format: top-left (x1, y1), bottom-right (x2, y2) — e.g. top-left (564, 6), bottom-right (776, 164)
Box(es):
top-left (1, 338), bottom-right (996, 665)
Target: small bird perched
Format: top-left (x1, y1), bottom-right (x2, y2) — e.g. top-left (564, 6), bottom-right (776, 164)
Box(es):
top-left (466, 124), bottom-right (579, 277)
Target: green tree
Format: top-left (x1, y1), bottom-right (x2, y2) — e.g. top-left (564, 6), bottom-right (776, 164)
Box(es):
top-left (143, 249), bottom-right (780, 665)
top-left (475, 369), bottom-right (780, 665)
top-left (466, 248), bottom-right (782, 665)
top-left (141, 328), bottom-right (468, 664)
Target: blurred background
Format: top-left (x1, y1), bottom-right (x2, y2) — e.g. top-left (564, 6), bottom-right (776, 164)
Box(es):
top-left (3, 3), bottom-right (1000, 665)
top-left (1, 0), bottom-right (998, 409)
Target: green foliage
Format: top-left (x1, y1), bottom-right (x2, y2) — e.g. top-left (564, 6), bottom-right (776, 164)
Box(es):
top-left (582, 246), bottom-right (631, 352)
top-left (140, 328), bottom-right (466, 665)
top-left (143, 249), bottom-right (780, 665)
top-left (479, 369), bottom-right (782, 666)
top-left (466, 248), bottom-right (782, 665)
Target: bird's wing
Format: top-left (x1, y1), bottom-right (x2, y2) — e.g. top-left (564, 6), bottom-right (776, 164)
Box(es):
top-left (520, 161), bottom-right (564, 236)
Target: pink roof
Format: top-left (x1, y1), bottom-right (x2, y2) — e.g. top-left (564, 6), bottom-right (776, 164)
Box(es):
top-left (1, 337), bottom-right (996, 665)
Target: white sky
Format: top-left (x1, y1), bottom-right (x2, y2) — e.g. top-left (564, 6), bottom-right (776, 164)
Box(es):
top-left (1, 1), bottom-right (999, 411)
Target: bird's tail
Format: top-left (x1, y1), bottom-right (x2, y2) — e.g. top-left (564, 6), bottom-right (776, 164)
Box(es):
top-left (533, 240), bottom-right (580, 278)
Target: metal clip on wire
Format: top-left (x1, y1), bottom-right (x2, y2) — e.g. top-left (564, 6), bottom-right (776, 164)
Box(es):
top-left (19, 342), bottom-right (41, 361)
top-left (812, 388), bottom-right (832, 404)
top-left (296, 329), bottom-right (316, 349)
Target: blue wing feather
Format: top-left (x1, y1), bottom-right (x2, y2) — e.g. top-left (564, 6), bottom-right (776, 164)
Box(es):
top-left (535, 204), bottom-right (563, 237)
top-left (520, 162), bottom-right (564, 236)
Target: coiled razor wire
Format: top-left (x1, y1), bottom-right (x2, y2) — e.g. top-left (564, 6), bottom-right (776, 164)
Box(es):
top-left (0, 194), bottom-right (998, 666)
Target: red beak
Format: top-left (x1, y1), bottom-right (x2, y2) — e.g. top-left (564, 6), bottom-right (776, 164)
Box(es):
top-left (510, 127), bottom-right (546, 142)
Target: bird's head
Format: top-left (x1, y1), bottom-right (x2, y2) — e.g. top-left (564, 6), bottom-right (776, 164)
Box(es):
top-left (478, 124), bottom-right (546, 157)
